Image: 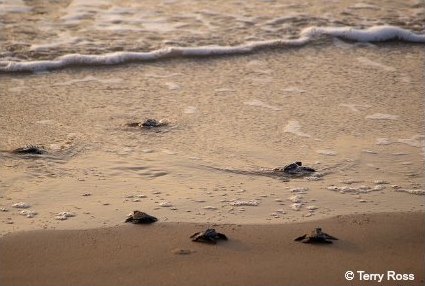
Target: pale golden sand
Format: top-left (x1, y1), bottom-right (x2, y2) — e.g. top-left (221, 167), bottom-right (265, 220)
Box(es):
top-left (0, 212), bottom-right (423, 286)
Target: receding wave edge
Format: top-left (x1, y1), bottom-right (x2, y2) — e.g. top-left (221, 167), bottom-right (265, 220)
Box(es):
top-left (1, 25), bottom-right (424, 73)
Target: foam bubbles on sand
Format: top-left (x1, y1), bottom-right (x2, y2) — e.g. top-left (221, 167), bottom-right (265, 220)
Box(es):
top-left (282, 87), bottom-right (306, 94)
top-left (165, 82), bottom-right (181, 90)
top-left (290, 187), bottom-right (309, 193)
top-left (397, 135), bottom-right (425, 148)
top-left (159, 201), bottom-right (173, 207)
top-left (327, 184), bottom-right (385, 194)
top-left (55, 212), bottom-right (76, 220)
top-left (376, 135), bottom-right (425, 148)
top-left (244, 99), bottom-right (281, 111)
top-left (288, 195), bottom-right (303, 203)
top-left (395, 189), bottom-right (425, 195)
top-left (339, 103), bottom-right (370, 112)
top-left (366, 113), bottom-right (399, 120)
top-left (306, 205), bottom-right (318, 211)
top-left (290, 203), bottom-right (302, 211)
top-left (19, 210), bottom-right (37, 218)
top-left (376, 138), bottom-right (392, 145)
top-left (184, 106), bottom-right (197, 114)
top-left (230, 200), bottom-right (259, 206)
top-left (284, 120), bottom-right (311, 138)
top-left (317, 149), bottom-right (337, 156)
top-left (12, 202), bottom-right (30, 209)
top-left (349, 3), bottom-right (380, 10)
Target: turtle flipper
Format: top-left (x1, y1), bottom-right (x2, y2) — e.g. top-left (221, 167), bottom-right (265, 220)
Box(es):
top-left (192, 236), bottom-right (217, 244)
top-left (125, 217), bottom-right (133, 223)
top-left (323, 233), bottom-right (338, 240)
top-left (304, 237), bottom-right (333, 244)
top-left (294, 234), bottom-right (307, 241)
top-left (190, 232), bottom-right (201, 239)
top-left (216, 233), bottom-right (228, 240)
top-left (302, 166), bottom-right (316, 173)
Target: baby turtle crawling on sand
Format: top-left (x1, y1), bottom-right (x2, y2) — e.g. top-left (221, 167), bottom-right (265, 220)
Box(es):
top-left (126, 119), bottom-right (168, 129)
top-left (125, 211), bottom-right (158, 224)
top-left (274, 161), bottom-right (316, 176)
top-left (191, 228), bottom-right (228, 244)
top-left (10, 145), bottom-right (47, 155)
top-left (295, 227), bottom-right (338, 244)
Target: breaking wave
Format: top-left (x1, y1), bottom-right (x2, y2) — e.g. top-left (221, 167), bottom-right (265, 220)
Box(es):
top-left (0, 25), bottom-right (424, 73)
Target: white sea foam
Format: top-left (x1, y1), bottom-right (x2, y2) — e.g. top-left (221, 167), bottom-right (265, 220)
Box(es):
top-left (290, 187), bottom-right (309, 193)
top-left (284, 120), bottom-right (311, 138)
top-left (366, 113), bottom-right (399, 120)
top-left (339, 103), bottom-right (370, 112)
top-left (244, 99), bottom-right (281, 111)
top-left (0, 0), bottom-right (31, 16)
top-left (397, 135), bottom-right (425, 148)
top-left (317, 149), bottom-right (337, 156)
top-left (288, 195), bottom-right (303, 203)
top-left (1, 26), bottom-right (424, 72)
top-left (349, 3), bottom-right (380, 10)
top-left (290, 203), bottom-right (302, 211)
top-left (19, 210), bottom-right (37, 218)
top-left (159, 201), bottom-right (173, 207)
top-left (395, 189), bottom-right (425, 195)
top-left (53, 75), bottom-right (122, 86)
top-left (12, 202), bottom-right (30, 209)
top-left (357, 57), bottom-right (396, 72)
top-left (184, 106), bottom-right (197, 114)
top-left (230, 200), bottom-right (259, 206)
top-left (282, 87), bottom-right (306, 94)
top-left (306, 205), bottom-right (318, 211)
top-left (376, 138), bottom-right (392, 145)
top-left (55, 212), bottom-right (76, 220)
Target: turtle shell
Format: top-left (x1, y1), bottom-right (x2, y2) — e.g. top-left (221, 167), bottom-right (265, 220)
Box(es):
top-left (125, 211), bottom-right (158, 224)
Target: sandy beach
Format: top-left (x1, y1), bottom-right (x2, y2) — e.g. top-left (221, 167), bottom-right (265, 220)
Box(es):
top-left (1, 1), bottom-right (424, 285)
top-left (1, 212), bottom-right (424, 286)
top-left (1, 45), bottom-right (424, 234)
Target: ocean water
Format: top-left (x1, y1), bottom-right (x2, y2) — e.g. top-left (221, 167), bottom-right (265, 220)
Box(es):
top-left (0, 0), bottom-right (424, 71)
top-left (0, 0), bottom-right (424, 233)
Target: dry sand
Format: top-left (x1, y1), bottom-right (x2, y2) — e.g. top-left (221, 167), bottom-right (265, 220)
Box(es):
top-left (0, 212), bottom-right (423, 286)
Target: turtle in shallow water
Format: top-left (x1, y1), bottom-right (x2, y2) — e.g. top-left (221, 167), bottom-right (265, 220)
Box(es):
top-left (202, 161), bottom-right (318, 181)
top-left (294, 227), bottom-right (338, 244)
top-left (10, 145), bottom-right (47, 155)
top-left (274, 161), bottom-right (316, 176)
top-left (126, 119), bottom-right (168, 129)
top-left (141, 119), bottom-right (168, 128)
top-left (125, 211), bottom-right (158, 224)
top-left (190, 228), bottom-right (228, 244)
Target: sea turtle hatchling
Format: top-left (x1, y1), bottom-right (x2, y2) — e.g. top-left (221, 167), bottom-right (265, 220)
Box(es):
top-left (125, 211), bottom-right (158, 224)
top-left (294, 227), bottom-right (338, 244)
top-left (141, 119), bottom-right (168, 128)
top-left (274, 161), bottom-right (316, 176)
top-left (190, 228), bottom-right (228, 244)
top-left (126, 119), bottom-right (168, 129)
top-left (10, 145), bottom-right (47, 155)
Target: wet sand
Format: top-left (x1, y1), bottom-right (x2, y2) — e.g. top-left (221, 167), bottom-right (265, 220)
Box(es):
top-left (0, 212), bottom-right (423, 286)
top-left (1, 45), bottom-right (424, 234)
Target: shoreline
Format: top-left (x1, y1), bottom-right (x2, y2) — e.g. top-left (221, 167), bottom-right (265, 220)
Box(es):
top-left (1, 211), bottom-right (424, 286)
